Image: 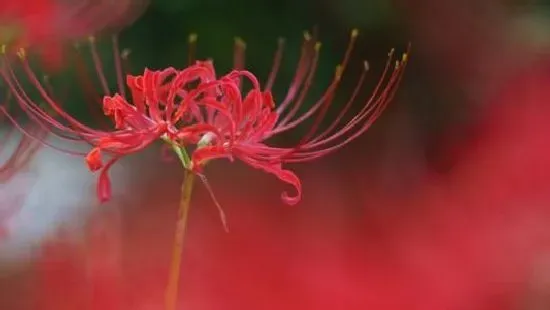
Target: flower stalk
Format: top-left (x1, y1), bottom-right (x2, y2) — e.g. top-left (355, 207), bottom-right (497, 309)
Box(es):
top-left (165, 168), bottom-right (195, 310)
top-left (164, 141), bottom-right (197, 310)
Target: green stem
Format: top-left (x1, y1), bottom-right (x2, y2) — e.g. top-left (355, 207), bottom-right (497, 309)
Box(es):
top-left (164, 169), bottom-right (195, 310)
top-left (162, 136), bottom-right (191, 168)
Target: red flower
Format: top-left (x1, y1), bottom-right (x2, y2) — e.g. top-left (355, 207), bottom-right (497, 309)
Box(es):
top-left (0, 0), bottom-right (59, 44)
top-left (1, 30), bottom-right (408, 205)
top-left (0, 0), bottom-right (149, 69)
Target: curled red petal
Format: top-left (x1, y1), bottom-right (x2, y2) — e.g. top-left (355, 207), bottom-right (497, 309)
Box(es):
top-left (275, 168), bottom-right (302, 205)
top-left (236, 152), bottom-right (302, 205)
top-left (126, 75), bottom-right (146, 112)
top-left (97, 170), bottom-right (111, 203)
top-left (96, 156), bottom-right (121, 203)
top-left (86, 147), bottom-right (103, 172)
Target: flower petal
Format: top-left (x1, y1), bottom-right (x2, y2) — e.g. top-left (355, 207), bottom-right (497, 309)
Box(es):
top-left (236, 152), bottom-right (302, 205)
top-left (274, 168), bottom-right (301, 205)
top-left (96, 156), bottom-right (121, 203)
top-left (191, 145), bottom-right (232, 171)
top-left (85, 147), bottom-right (103, 172)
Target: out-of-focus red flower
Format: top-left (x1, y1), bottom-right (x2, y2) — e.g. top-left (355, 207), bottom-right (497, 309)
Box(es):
top-left (0, 0), bottom-right (59, 49)
top-left (0, 0), bottom-right (148, 69)
top-left (35, 209), bottom-right (124, 310)
top-left (366, 58), bottom-right (550, 310)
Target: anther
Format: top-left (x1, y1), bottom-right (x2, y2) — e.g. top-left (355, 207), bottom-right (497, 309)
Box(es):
top-left (121, 48), bottom-right (131, 59)
top-left (314, 42), bottom-right (322, 51)
top-left (234, 37), bottom-right (246, 49)
top-left (334, 65), bottom-right (343, 80)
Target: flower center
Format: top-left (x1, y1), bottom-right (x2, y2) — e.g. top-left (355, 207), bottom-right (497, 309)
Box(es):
top-left (198, 132), bottom-right (216, 147)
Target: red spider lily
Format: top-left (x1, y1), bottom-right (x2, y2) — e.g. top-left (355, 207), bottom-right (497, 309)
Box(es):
top-left (0, 30), bottom-right (408, 205)
top-left (0, 0), bottom-right (149, 69)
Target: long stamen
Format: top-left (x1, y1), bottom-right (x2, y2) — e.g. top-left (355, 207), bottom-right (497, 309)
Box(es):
top-left (271, 29), bottom-right (359, 135)
top-left (283, 50), bottom-right (409, 162)
top-left (1, 56), bottom-right (81, 135)
top-left (111, 35), bottom-right (126, 97)
top-left (1, 49), bottom-right (122, 153)
top-left (264, 37), bottom-right (285, 92)
top-left (39, 74), bottom-right (106, 137)
top-left (73, 44), bottom-right (111, 127)
top-left (0, 125), bottom-right (44, 182)
top-left (292, 66), bottom-right (343, 144)
top-left (309, 60), bottom-right (369, 143)
top-left (276, 41), bottom-right (321, 127)
top-left (233, 37), bottom-right (246, 90)
top-left (0, 92), bottom-right (43, 181)
top-left (274, 31), bottom-right (315, 115)
top-left (269, 29), bottom-right (360, 162)
top-left (88, 36), bottom-right (111, 96)
top-left (0, 106), bottom-right (87, 156)
top-left (15, 53), bottom-right (100, 134)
